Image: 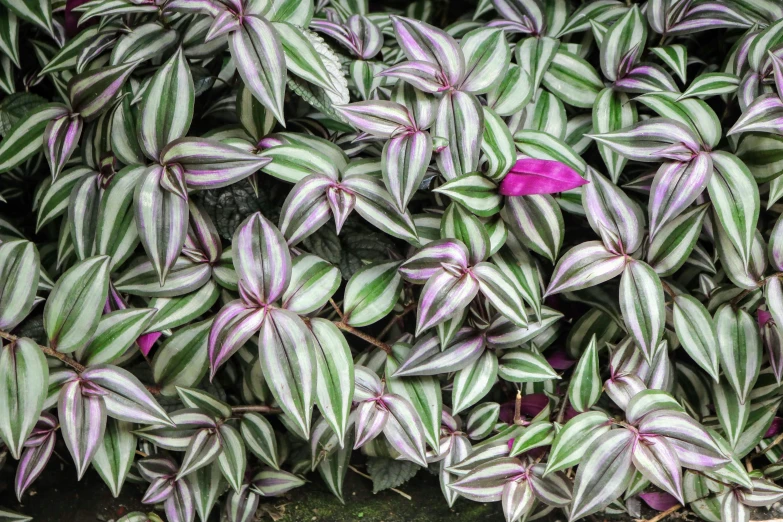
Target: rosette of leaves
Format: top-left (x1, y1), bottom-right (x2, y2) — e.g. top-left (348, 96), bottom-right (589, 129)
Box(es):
top-left (5, 0), bottom-right (783, 521)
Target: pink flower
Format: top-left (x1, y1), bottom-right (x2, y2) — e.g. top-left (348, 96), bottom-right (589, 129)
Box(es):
top-left (499, 159), bottom-right (588, 196)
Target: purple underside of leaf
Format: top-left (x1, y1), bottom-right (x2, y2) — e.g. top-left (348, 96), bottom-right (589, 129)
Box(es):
top-left (498, 159), bottom-right (588, 196)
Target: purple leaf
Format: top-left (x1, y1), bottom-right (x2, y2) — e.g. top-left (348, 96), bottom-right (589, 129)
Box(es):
top-left (208, 300), bottom-right (266, 379)
top-left (399, 239), bottom-right (469, 283)
top-left (232, 212), bottom-right (292, 306)
top-left (81, 365), bottom-right (173, 426)
top-left (639, 491), bottom-right (679, 511)
top-left (498, 159), bottom-right (588, 197)
top-left (58, 380), bottom-right (108, 480)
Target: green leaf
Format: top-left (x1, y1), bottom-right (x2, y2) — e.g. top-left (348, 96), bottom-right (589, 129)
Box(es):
top-left (434, 173), bottom-right (501, 217)
top-left (92, 419), bottom-right (136, 498)
top-left (151, 319), bottom-right (211, 397)
top-left (0, 240), bottom-right (39, 330)
top-left (567, 335), bottom-right (601, 412)
top-left (343, 260), bottom-right (402, 327)
top-left (366, 457), bottom-right (419, 494)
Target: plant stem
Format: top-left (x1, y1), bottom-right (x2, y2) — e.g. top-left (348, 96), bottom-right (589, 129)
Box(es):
top-left (0, 329), bottom-right (86, 373)
top-left (329, 298), bottom-right (345, 321)
top-left (334, 322), bottom-right (393, 354)
top-left (348, 465), bottom-right (412, 500)
top-left (231, 405), bottom-right (282, 414)
top-left (756, 431), bottom-right (783, 457)
top-left (641, 503), bottom-right (681, 522)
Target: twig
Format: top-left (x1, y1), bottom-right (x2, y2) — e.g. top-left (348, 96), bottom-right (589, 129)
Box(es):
top-left (0, 329), bottom-right (161, 395)
top-left (348, 465), bottom-right (412, 500)
top-left (375, 302), bottom-right (416, 342)
top-left (335, 322), bottom-right (393, 354)
top-left (660, 280), bottom-right (676, 298)
top-left (639, 504), bottom-right (682, 522)
top-left (756, 431), bottom-right (783, 457)
top-left (231, 405), bottom-right (282, 415)
top-left (329, 298), bottom-right (345, 321)
top-left (0, 329), bottom-right (86, 373)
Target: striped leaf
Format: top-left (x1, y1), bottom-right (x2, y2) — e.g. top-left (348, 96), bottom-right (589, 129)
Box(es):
top-left (509, 421), bottom-right (554, 457)
top-left (81, 365), bottom-right (172, 426)
top-left (466, 402), bottom-right (500, 440)
top-left (43, 255), bottom-right (110, 353)
top-left (161, 138), bottom-right (271, 190)
top-left (491, 233), bottom-right (541, 319)
top-left (734, 397), bottom-right (782, 458)
top-left (137, 47), bottom-right (194, 161)
top-left (635, 92), bottom-right (721, 150)
top-left (115, 258), bottom-right (212, 298)
top-left (392, 330), bottom-right (483, 377)
top-left (43, 112), bottom-right (81, 180)
top-left (449, 457), bottom-right (524, 502)
top-left (619, 260), bottom-right (665, 361)
top-left (592, 88), bottom-right (636, 182)
top-left (0, 103), bottom-right (68, 173)
top-left (96, 165), bottom-right (144, 269)
top-left (480, 106), bottom-right (516, 181)
top-left (229, 15), bottom-right (286, 123)
top-left (716, 304), bottom-right (761, 404)
top-left (111, 88), bottom-right (145, 165)
top-left (498, 348), bottom-right (558, 383)
top-left (631, 434), bottom-right (684, 505)
top-left (707, 151), bottom-right (759, 268)
top-left (0, 338), bottom-right (48, 459)
top-left (728, 93), bottom-right (783, 136)
top-left (434, 173), bottom-right (501, 217)
top-left (440, 202), bottom-right (490, 264)
top-left (599, 5), bottom-right (646, 81)
top-left (637, 410), bottom-right (728, 470)
top-left (110, 23), bottom-right (178, 66)
top-left (92, 419), bottom-right (136, 498)
top-left (651, 45), bottom-right (687, 83)
top-left (486, 64), bottom-right (532, 116)
top-left (0, 240), bottom-right (39, 330)
top-left (678, 72), bottom-right (740, 100)
top-left (568, 335), bottom-right (601, 412)
top-left (177, 388), bottom-right (231, 420)
top-left (459, 27), bottom-right (509, 94)
top-left (187, 464), bottom-right (225, 522)
top-left (542, 50), bottom-right (603, 109)
top-left (713, 381), bottom-right (749, 449)
top-left (260, 144), bottom-right (339, 183)
top-left (589, 118), bottom-right (700, 163)
top-left (208, 301), bottom-right (266, 378)
top-left (647, 203), bottom-right (708, 277)
top-left (434, 90), bottom-right (483, 180)
top-left (672, 294), bottom-right (720, 382)
top-left (68, 62), bottom-right (137, 121)
top-left (343, 260), bottom-right (402, 327)
top-left (240, 412), bottom-right (279, 469)
top-left (335, 101), bottom-right (414, 138)
top-left (545, 241), bottom-right (626, 296)
top-left (77, 308), bottom-right (156, 366)
top-left (179, 427), bottom-right (222, 479)
top-left (513, 130), bottom-right (586, 174)
top-left (14, 417), bottom-right (55, 501)
top-left (274, 23), bottom-right (349, 106)
top-left (382, 393), bottom-right (428, 466)
top-left (310, 318), bottom-right (354, 447)
top-left (501, 194), bottom-right (563, 263)
top-left (390, 16), bottom-right (464, 87)
top-left (134, 165), bottom-right (189, 285)
top-left (232, 211), bottom-right (291, 306)
top-left (570, 429), bottom-right (636, 520)
top-left (252, 468), bottom-right (305, 496)
top-left (68, 172), bottom-right (100, 261)
top-left (472, 262), bottom-right (527, 327)
top-left (341, 174), bottom-right (419, 243)
top-left (649, 155), bottom-right (712, 240)
top-left (583, 167), bottom-right (644, 255)
top-left (258, 308), bottom-right (316, 436)
top-left (36, 166), bottom-right (91, 231)
top-left (58, 380), bottom-right (107, 479)
top-left (382, 130), bottom-right (432, 213)
top-left (416, 269), bottom-right (479, 335)
top-left (0, 0), bottom-right (52, 36)
top-left (281, 254), bottom-right (340, 315)
top-left (152, 319), bottom-right (211, 396)
top-left (545, 411), bottom-right (611, 475)
top-left (217, 424), bottom-right (246, 492)
top-left (0, 8), bottom-right (19, 67)
top-left (452, 350), bottom-right (497, 414)
top-left (737, 134), bottom-right (783, 184)
top-left (386, 345), bottom-right (442, 450)
top-left (515, 36), bottom-right (559, 93)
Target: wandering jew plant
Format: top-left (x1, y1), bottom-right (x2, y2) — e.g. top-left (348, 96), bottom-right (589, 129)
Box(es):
top-left (5, 0), bottom-right (783, 521)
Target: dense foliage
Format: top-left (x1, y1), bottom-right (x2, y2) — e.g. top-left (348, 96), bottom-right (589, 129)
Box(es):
top-left (3, 0), bottom-right (783, 521)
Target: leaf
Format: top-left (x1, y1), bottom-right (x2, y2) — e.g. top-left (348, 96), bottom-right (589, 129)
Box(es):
top-left (366, 457), bottom-right (419, 494)
top-left (501, 194), bottom-right (564, 263)
top-left (335, 101), bottom-right (413, 138)
top-left (648, 156), bottom-right (712, 240)
top-left (713, 381), bottom-right (749, 449)
top-left (449, 457), bottom-right (524, 502)
top-left (43, 255), bottom-right (110, 353)
top-left (0, 0), bottom-right (52, 37)
top-left (678, 73), bottom-right (740, 100)
top-left (542, 50), bottom-right (603, 108)
top-left (583, 168), bottom-right (644, 255)
top-left (599, 5), bottom-right (646, 81)
top-left (77, 308), bottom-right (156, 366)
top-left (472, 262), bottom-right (528, 327)
top-left (81, 365), bottom-right (172, 426)
top-left (632, 435), bottom-right (684, 505)
top-left (282, 254), bottom-right (341, 314)
top-left (459, 27), bottom-right (509, 94)
top-left (466, 402), bottom-right (500, 440)
top-left (58, 380), bottom-right (108, 480)
top-left (619, 260), bottom-right (665, 361)
top-left (568, 335), bottom-right (601, 412)
top-left (96, 165), bottom-right (144, 269)
top-left (137, 47), bottom-right (194, 162)
top-left (0, 338), bottom-right (48, 459)
top-left (92, 419), bottom-right (136, 498)
top-left (0, 240), bottom-right (39, 330)
top-left (232, 211), bottom-right (292, 306)
top-left (0, 103), bottom-right (68, 173)
top-left (229, 15), bottom-right (286, 124)
top-left (187, 464), bottom-right (225, 522)
top-left (68, 62), bottom-right (137, 121)
top-left (672, 295), bottom-right (720, 382)
top-left (452, 350), bottom-right (498, 414)
top-left (434, 90), bottom-right (484, 180)
top-left (647, 203), bottom-right (708, 277)
top-left (310, 318), bottom-right (354, 447)
top-left (570, 429), bottom-right (636, 520)
top-left (545, 241), bottom-right (626, 296)
top-left (390, 16), bottom-right (464, 87)
top-left (217, 424), bottom-right (246, 493)
top-left (415, 269), bottom-right (479, 335)
top-left (382, 130), bottom-right (432, 213)
top-left (498, 348), bottom-right (558, 383)
top-left (258, 308), bottom-right (316, 436)
top-left (716, 304), bottom-right (761, 404)
top-left (546, 411), bottom-right (612, 475)
top-left (343, 260), bottom-right (402, 327)
top-left (240, 412), bottom-right (279, 470)
top-left (707, 151), bottom-right (759, 267)
top-left (480, 106), bottom-right (516, 181)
